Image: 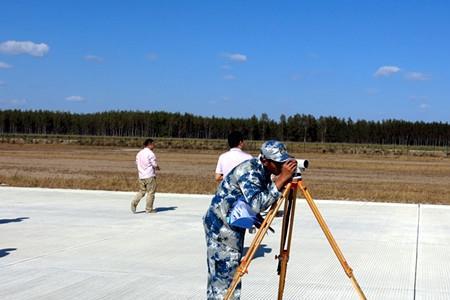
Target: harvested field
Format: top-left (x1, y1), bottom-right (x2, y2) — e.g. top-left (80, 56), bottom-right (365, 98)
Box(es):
top-left (0, 143), bottom-right (449, 204)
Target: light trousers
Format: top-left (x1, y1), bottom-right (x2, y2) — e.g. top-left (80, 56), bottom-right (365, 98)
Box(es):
top-left (132, 177), bottom-right (157, 212)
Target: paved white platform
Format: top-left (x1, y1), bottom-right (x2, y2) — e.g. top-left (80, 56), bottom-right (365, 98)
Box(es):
top-left (0, 187), bottom-right (449, 299)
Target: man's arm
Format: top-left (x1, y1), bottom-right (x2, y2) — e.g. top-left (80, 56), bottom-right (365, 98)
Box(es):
top-left (240, 160), bottom-right (297, 212)
top-left (238, 173), bottom-right (280, 213)
top-left (274, 160), bottom-right (297, 190)
top-left (148, 152), bottom-right (160, 170)
top-left (215, 173), bottom-right (223, 182)
top-left (214, 154), bottom-right (224, 182)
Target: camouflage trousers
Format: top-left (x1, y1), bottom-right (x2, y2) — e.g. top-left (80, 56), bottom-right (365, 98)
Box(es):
top-left (204, 229), bottom-right (242, 300)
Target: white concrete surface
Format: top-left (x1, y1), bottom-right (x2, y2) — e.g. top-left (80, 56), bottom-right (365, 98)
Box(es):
top-left (0, 186), bottom-right (449, 299)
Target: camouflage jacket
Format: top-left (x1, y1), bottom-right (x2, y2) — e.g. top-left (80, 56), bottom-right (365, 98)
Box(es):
top-left (203, 157), bottom-right (281, 250)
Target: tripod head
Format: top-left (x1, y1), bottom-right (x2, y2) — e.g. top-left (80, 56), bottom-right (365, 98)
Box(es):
top-left (292, 159), bottom-right (309, 180)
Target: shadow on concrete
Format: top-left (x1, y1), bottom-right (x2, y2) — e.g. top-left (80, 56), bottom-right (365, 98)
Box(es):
top-left (0, 217), bottom-right (30, 224)
top-left (243, 244), bottom-right (272, 259)
top-left (154, 206), bottom-right (177, 213)
top-left (261, 210), bottom-right (283, 218)
top-left (134, 207), bottom-right (177, 214)
top-left (275, 210), bottom-right (284, 218)
top-left (0, 248), bottom-right (17, 258)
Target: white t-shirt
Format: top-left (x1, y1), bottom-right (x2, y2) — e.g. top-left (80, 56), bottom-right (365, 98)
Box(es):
top-left (215, 148), bottom-right (253, 178)
top-left (136, 147), bottom-right (158, 179)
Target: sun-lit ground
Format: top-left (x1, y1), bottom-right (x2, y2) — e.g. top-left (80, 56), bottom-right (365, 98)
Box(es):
top-left (1, 187), bottom-right (450, 299)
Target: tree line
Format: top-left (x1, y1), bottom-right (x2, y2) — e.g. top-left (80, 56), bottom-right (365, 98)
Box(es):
top-left (0, 109), bottom-right (449, 146)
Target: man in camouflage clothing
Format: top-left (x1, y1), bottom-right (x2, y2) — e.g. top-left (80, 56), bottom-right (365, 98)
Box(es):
top-left (203, 140), bottom-right (297, 299)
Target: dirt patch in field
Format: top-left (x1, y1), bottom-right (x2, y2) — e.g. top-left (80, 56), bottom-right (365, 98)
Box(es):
top-left (1, 144), bottom-right (449, 204)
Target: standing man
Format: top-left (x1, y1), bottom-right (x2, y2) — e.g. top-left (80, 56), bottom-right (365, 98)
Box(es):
top-left (131, 138), bottom-right (160, 214)
top-left (215, 131), bottom-right (252, 183)
top-left (203, 140), bottom-right (297, 299)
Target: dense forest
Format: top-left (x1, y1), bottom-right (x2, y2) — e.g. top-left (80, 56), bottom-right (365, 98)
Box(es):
top-left (0, 109), bottom-right (449, 146)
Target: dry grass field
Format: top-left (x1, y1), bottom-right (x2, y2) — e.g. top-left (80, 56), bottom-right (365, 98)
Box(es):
top-left (1, 143), bottom-right (449, 204)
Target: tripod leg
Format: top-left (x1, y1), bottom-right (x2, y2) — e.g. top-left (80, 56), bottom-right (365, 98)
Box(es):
top-left (277, 182), bottom-right (298, 300)
top-left (298, 180), bottom-right (367, 300)
top-left (279, 188), bottom-right (293, 257)
top-left (224, 183), bottom-right (292, 300)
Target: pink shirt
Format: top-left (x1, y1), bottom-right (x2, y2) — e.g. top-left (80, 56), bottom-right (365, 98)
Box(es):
top-left (215, 148), bottom-right (253, 177)
top-left (136, 147), bottom-right (158, 179)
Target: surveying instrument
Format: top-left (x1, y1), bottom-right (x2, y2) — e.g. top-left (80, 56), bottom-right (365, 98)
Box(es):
top-left (224, 159), bottom-right (367, 300)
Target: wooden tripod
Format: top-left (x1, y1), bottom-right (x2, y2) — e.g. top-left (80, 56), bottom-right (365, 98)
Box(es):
top-left (224, 176), bottom-right (367, 300)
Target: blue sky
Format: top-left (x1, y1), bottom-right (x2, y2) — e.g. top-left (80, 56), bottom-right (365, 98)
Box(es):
top-left (1, 1), bottom-right (449, 122)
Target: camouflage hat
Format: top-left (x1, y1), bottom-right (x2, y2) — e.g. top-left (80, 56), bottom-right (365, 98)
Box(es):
top-left (260, 140), bottom-right (290, 162)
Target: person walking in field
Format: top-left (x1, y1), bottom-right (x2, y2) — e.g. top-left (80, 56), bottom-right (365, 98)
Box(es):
top-left (215, 131), bottom-right (253, 183)
top-left (203, 140), bottom-right (297, 299)
top-left (131, 138), bottom-right (160, 214)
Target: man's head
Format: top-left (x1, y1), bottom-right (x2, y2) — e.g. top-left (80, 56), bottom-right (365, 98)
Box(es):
top-left (260, 140), bottom-right (291, 175)
top-left (260, 140), bottom-right (290, 162)
top-left (143, 138), bottom-right (155, 149)
top-left (228, 131), bottom-right (244, 149)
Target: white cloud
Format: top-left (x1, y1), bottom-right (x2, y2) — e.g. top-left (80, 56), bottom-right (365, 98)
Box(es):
top-left (374, 65), bottom-right (401, 77)
top-left (405, 72), bottom-right (430, 81)
top-left (409, 96), bottom-right (429, 110)
top-left (84, 55), bottom-right (103, 63)
top-left (0, 80), bottom-right (5, 87)
top-left (223, 74), bottom-right (236, 80)
top-left (224, 53), bottom-right (247, 62)
top-left (291, 73), bottom-right (302, 81)
top-left (307, 52), bottom-right (320, 59)
top-left (0, 61), bottom-right (12, 69)
top-left (366, 88), bottom-right (379, 95)
top-left (147, 52), bottom-right (158, 62)
top-left (209, 96), bottom-right (231, 105)
top-left (65, 95), bottom-right (85, 102)
top-left (221, 64), bottom-right (232, 70)
top-left (0, 40), bottom-right (49, 57)
top-left (0, 98), bottom-right (27, 105)
top-left (409, 95), bottom-right (428, 102)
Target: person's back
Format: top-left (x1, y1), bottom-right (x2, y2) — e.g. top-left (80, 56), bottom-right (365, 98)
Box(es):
top-left (215, 131), bottom-right (252, 182)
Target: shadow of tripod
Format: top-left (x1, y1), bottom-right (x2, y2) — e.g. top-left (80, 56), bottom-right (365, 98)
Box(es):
top-left (225, 171), bottom-right (367, 300)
